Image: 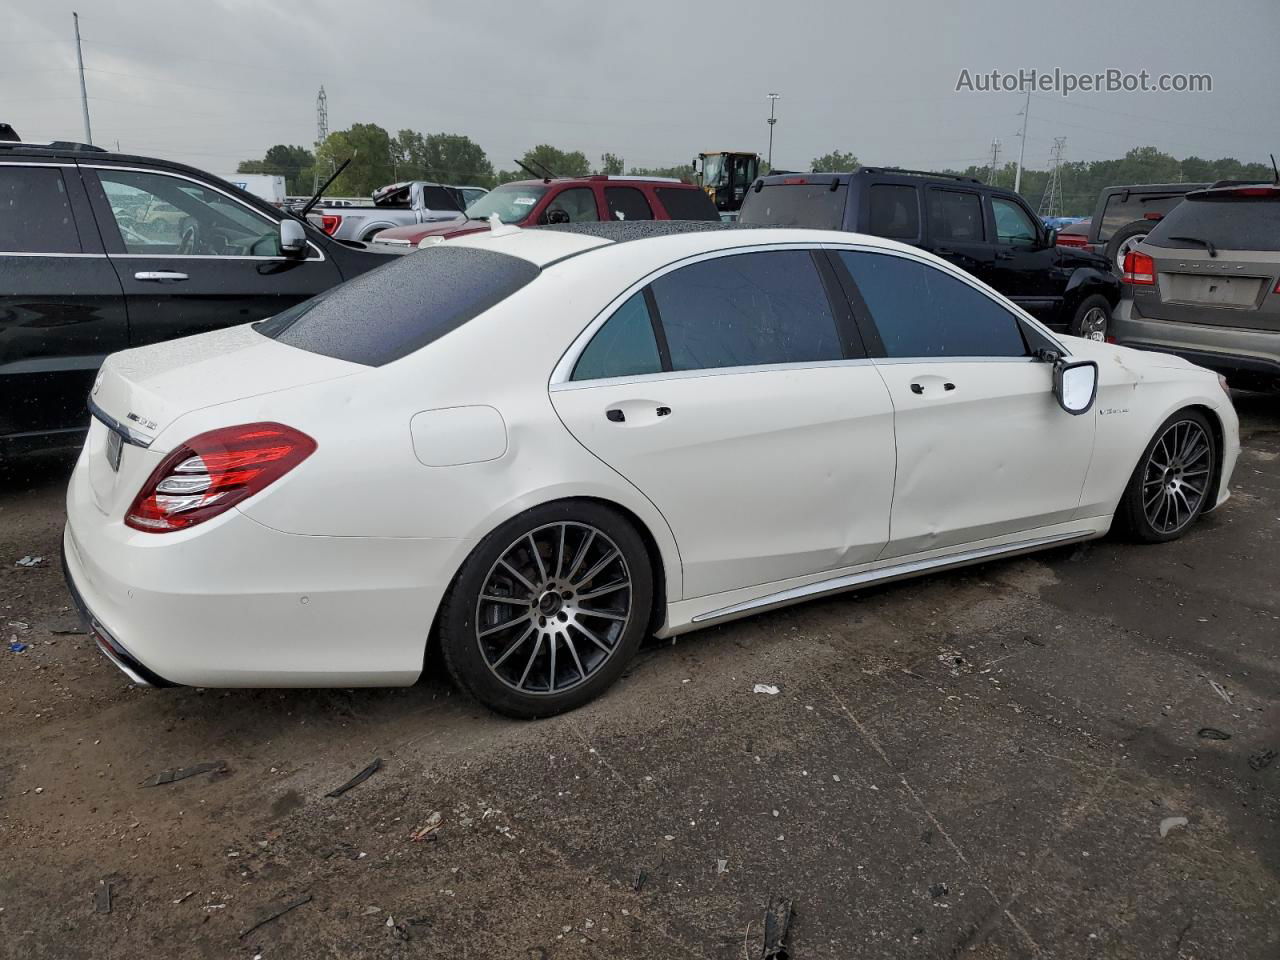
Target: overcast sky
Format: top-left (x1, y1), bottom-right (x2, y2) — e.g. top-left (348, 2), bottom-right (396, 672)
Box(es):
top-left (5, 0), bottom-right (1278, 177)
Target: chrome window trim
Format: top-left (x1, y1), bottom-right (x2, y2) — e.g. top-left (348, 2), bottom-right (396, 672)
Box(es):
top-left (549, 242), bottom-right (850, 386)
top-left (83, 163), bottom-right (326, 263)
top-left (550, 357), bottom-right (876, 393)
top-left (0, 251), bottom-right (107, 258)
top-left (0, 160), bottom-right (77, 167)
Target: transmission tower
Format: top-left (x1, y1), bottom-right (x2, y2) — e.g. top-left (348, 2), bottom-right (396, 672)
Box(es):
top-left (1038, 137), bottom-right (1066, 219)
top-left (986, 137), bottom-right (1001, 185)
top-left (313, 86), bottom-right (329, 191)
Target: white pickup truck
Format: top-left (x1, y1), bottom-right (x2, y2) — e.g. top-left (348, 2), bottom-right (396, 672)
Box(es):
top-left (306, 180), bottom-right (489, 242)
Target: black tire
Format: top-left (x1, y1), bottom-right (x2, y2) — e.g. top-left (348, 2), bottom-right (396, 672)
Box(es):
top-left (438, 500), bottom-right (653, 719)
top-left (1067, 294), bottom-right (1113, 341)
top-left (1116, 408), bottom-right (1217, 543)
top-left (1105, 220), bottom-right (1153, 274)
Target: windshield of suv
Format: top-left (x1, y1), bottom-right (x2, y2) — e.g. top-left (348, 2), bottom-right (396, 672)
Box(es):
top-left (464, 184), bottom-right (550, 223)
top-left (1146, 193), bottom-right (1280, 252)
top-left (738, 181), bottom-right (848, 229)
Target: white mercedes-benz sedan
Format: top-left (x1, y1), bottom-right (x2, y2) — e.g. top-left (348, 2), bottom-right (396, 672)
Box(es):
top-left (64, 222), bottom-right (1239, 717)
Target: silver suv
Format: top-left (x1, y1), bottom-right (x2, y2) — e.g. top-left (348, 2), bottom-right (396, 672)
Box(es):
top-left (1111, 183), bottom-right (1280, 392)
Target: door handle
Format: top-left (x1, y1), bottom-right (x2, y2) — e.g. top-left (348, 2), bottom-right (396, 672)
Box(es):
top-left (934, 247), bottom-right (955, 256)
top-left (944, 382), bottom-right (956, 391)
top-left (995, 251), bottom-right (1014, 260)
top-left (605, 408), bottom-right (625, 423)
top-left (656, 406), bottom-right (671, 417)
top-left (910, 383), bottom-right (924, 394)
top-left (134, 271), bottom-right (189, 282)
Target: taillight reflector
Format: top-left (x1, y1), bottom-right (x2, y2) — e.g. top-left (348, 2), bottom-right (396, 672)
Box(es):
top-left (319, 214), bottom-right (342, 235)
top-left (1122, 250), bottom-right (1155, 285)
top-left (783, 177), bottom-right (808, 185)
top-left (125, 423), bottom-right (316, 533)
top-left (1055, 233), bottom-right (1090, 248)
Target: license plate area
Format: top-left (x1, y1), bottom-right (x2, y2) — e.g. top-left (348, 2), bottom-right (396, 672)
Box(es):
top-left (1161, 273), bottom-right (1264, 308)
top-left (105, 428), bottom-right (124, 472)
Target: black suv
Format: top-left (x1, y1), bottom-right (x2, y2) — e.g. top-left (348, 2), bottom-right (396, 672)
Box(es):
top-left (0, 135), bottom-right (395, 456)
top-left (738, 167), bottom-right (1120, 337)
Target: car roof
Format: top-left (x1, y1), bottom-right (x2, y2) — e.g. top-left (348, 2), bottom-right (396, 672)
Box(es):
top-left (1100, 182), bottom-right (1211, 195)
top-left (497, 176), bottom-right (696, 190)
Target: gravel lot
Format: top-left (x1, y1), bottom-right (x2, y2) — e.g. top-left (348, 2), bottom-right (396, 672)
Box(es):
top-left (1, 393), bottom-right (1277, 960)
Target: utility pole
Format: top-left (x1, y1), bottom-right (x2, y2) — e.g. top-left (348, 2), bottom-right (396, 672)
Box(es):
top-left (987, 137), bottom-right (1002, 185)
top-left (1013, 90), bottom-right (1030, 194)
top-left (72, 12), bottom-right (93, 145)
top-left (766, 93), bottom-right (780, 169)
top-left (313, 86), bottom-right (329, 191)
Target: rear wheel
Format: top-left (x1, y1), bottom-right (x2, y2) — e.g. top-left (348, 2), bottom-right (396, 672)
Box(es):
top-left (1068, 294), bottom-right (1112, 341)
top-left (1105, 220), bottom-right (1152, 274)
top-left (438, 501), bottom-right (653, 718)
top-left (1117, 409), bottom-right (1217, 543)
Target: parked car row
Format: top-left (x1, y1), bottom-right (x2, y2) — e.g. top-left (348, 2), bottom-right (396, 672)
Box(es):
top-left (304, 179), bottom-right (489, 242)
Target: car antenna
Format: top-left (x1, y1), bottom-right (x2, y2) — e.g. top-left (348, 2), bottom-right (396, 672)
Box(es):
top-left (514, 158), bottom-right (552, 184)
top-left (298, 156), bottom-right (354, 219)
top-left (530, 158), bottom-right (560, 180)
top-left (1271, 154), bottom-right (1279, 185)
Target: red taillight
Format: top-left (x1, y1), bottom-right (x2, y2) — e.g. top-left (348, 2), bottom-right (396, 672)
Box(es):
top-left (319, 214), bottom-right (342, 235)
top-left (1055, 233), bottom-right (1090, 248)
top-left (1142, 212), bottom-right (1164, 220)
top-left (1122, 251), bottom-right (1155, 285)
top-left (1274, 278), bottom-right (1280, 295)
top-left (1231, 187), bottom-right (1276, 197)
top-left (783, 177), bottom-right (808, 185)
top-left (125, 423), bottom-right (316, 533)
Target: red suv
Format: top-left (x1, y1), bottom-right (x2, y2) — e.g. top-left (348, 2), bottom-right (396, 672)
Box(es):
top-left (370, 175), bottom-right (719, 249)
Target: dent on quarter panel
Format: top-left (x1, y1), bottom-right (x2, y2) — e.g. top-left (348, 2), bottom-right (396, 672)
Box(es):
top-left (410, 405), bottom-right (507, 466)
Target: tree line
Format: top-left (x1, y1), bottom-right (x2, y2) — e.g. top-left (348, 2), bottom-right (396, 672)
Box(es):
top-left (238, 126), bottom-right (1273, 215)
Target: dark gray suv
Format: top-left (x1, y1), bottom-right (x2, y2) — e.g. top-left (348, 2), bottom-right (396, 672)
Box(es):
top-left (1111, 183), bottom-right (1280, 391)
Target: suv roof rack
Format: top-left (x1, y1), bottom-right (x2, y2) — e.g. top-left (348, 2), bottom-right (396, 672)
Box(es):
top-left (858, 166), bottom-right (983, 184)
top-left (0, 137), bottom-right (108, 154)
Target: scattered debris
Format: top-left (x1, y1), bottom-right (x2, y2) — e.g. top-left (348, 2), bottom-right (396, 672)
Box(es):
top-left (16, 555), bottom-right (45, 567)
top-left (928, 883), bottom-right (948, 899)
top-left (326, 758), bottom-right (382, 798)
top-left (1197, 727), bottom-right (1231, 740)
top-left (1205, 677), bottom-right (1233, 705)
top-left (761, 896), bottom-right (793, 959)
top-left (633, 869), bottom-right (647, 892)
top-left (173, 891), bottom-right (195, 904)
top-left (95, 879), bottom-right (112, 914)
top-left (753, 684), bottom-right (780, 695)
top-left (50, 627), bottom-right (84, 635)
top-left (410, 811), bottom-right (443, 841)
top-left (238, 893), bottom-right (313, 940)
top-left (362, 906), bottom-right (381, 916)
top-left (716, 859), bottom-right (728, 875)
top-left (8, 641), bottom-right (28, 653)
top-left (1159, 816), bottom-right (1189, 838)
top-left (141, 761), bottom-right (226, 787)
top-left (1022, 635), bottom-right (1045, 647)
top-left (1248, 749), bottom-right (1276, 772)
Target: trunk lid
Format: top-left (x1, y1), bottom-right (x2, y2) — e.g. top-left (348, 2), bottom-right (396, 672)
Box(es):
top-left (86, 322), bottom-right (363, 516)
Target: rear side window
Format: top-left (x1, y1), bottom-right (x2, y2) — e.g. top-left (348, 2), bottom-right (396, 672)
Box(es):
top-left (867, 184), bottom-right (920, 239)
top-left (420, 185), bottom-right (460, 211)
top-left (572, 292), bottom-right (662, 380)
top-left (256, 247), bottom-right (539, 366)
top-left (926, 189), bottom-right (985, 242)
top-left (738, 182), bottom-right (847, 229)
top-left (1146, 196), bottom-right (1280, 252)
top-left (653, 187), bottom-right (720, 221)
top-left (1099, 193), bottom-right (1185, 241)
top-left (0, 166), bottom-right (80, 253)
top-left (838, 251), bottom-right (1027, 358)
top-left (605, 187), bottom-right (654, 221)
top-left (651, 250), bottom-right (842, 370)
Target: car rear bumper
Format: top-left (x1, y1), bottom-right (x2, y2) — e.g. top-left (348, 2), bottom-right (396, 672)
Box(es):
top-left (1111, 301), bottom-right (1280, 387)
top-left (64, 460), bottom-right (474, 687)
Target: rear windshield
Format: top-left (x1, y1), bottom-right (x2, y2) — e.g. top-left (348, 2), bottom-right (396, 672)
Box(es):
top-left (1146, 196), bottom-right (1280, 252)
top-left (738, 182), bottom-right (847, 229)
top-left (256, 246), bottom-right (540, 366)
top-left (1099, 193), bottom-right (1188, 241)
top-left (653, 187), bottom-right (720, 221)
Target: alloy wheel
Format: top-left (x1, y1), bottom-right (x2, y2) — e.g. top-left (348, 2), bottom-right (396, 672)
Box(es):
top-left (475, 522), bottom-right (633, 695)
top-left (1079, 306), bottom-right (1109, 341)
top-left (1115, 233), bottom-right (1148, 273)
top-left (1142, 419), bottom-right (1211, 534)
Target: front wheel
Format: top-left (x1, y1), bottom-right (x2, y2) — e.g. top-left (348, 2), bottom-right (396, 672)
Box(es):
top-left (1068, 294), bottom-right (1113, 342)
top-left (1116, 409), bottom-right (1217, 543)
top-left (438, 501), bottom-right (653, 718)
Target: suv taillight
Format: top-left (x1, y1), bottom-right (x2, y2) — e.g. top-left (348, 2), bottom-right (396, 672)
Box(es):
top-left (319, 214), bottom-right (342, 235)
top-left (1122, 251), bottom-right (1155, 285)
top-left (125, 423), bottom-right (316, 533)
top-left (1055, 233), bottom-right (1089, 248)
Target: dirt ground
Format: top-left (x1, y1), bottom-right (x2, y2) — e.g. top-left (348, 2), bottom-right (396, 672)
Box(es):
top-left (1, 394), bottom-right (1277, 960)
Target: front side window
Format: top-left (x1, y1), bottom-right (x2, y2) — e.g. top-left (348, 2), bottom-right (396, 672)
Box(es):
top-left (605, 187), bottom-right (654, 221)
top-left (572, 292), bottom-right (662, 381)
top-left (927, 189), bottom-right (985, 242)
top-left (650, 250), bottom-right (842, 371)
top-left (867, 184), bottom-right (920, 239)
top-left (0, 166), bottom-right (80, 253)
top-left (97, 169), bottom-right (281, 256)
top-left (992, 197), bottom-right (1039, 245)
top-left (544, 187), bottom-right (598, 223)
top-left (838, 251), bottom-right (1027, 358)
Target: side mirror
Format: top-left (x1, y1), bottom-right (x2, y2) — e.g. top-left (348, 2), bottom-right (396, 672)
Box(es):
top-left (1044, 227), bottom-right (1058, 248)
top-left (545, 208), bottom-right (570, 225)
top-left (1053, 359), bottom-right (1098, 415)
top-left (279, 218), bottom-right (307, 257)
